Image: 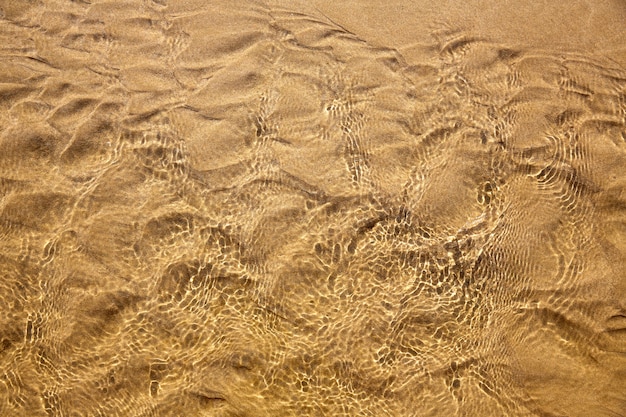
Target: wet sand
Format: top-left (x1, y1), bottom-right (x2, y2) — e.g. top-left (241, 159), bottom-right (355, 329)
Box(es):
top-left (1, 1), bottom-right (625, 416)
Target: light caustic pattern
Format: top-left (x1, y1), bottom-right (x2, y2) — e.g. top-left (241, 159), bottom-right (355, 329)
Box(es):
top-left (0, 1), bottom-right (625, 416)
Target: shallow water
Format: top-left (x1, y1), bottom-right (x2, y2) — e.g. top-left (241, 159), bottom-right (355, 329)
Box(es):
top-left (1, 1), bottom-right (625, 416)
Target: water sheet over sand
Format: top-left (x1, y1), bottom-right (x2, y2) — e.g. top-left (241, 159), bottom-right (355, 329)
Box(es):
top-left (0, 1), bottom-right (625, 416)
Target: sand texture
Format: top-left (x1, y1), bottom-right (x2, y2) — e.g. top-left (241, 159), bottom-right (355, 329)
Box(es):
top-left (1, 0), bottom-right (625, 416)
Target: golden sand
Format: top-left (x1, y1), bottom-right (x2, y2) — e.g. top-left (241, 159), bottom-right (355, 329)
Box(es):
top-left (0, 1), bottom-right (625, 416)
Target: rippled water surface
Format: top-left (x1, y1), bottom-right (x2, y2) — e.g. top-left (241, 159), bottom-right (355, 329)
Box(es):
top-left (1, 1), bottom-right (625, 416)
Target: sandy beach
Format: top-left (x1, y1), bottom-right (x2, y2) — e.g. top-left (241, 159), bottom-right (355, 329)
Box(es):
top-left (0, 1), bottom-right (625, 416)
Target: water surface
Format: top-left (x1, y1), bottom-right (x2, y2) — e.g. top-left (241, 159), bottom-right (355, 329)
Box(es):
top-left (0, 1), bottom-right (625, 416)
